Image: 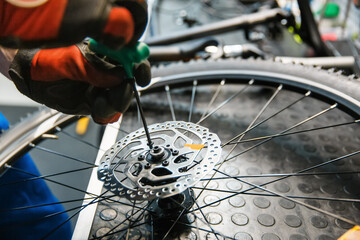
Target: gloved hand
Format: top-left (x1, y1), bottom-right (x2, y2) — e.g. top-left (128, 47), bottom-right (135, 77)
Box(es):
top-left (8, 41), bottom-right (151, 124)
top-left (0, 0), bottom-right (147, 49)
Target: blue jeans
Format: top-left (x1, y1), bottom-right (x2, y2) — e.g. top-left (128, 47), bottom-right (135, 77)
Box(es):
top-left (0, 112), bottom-right (72, 240)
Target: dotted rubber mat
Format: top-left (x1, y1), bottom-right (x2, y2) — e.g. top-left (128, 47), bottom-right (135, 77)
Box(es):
top-left (89, 85), bottom-right (360, 240)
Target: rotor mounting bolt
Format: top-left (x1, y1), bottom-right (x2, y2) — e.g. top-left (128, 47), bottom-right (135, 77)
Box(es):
top-left (162, 160), bottom-right (169, 166)
top-left (145, 163), bottom-right (151, 169)
top-left (172, 150), bottom-right (179, 156)
top-left (138, 155), bottom-right (145, 161)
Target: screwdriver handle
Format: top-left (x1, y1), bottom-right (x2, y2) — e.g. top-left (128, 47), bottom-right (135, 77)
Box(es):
top-left (88, 39), bottom-right (150, 78)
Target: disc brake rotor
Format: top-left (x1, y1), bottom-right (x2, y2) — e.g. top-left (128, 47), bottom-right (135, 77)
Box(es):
top-left (98, 121), bottom-right (221, 200)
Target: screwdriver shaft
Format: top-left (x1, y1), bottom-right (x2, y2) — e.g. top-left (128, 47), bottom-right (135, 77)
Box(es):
top-left (129, 77), bottom-right (153, 149)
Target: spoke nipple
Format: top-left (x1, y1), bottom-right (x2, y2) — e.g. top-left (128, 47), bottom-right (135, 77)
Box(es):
top-left (29, 143), bottom-right (35, 148)
top-left (330, 103), bottom-right (338, 109)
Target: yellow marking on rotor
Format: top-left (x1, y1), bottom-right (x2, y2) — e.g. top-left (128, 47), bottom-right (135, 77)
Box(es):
top-left (184, 144), bottom-right (205, 150)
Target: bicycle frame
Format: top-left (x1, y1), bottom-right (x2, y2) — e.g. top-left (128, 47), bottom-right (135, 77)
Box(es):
top-left (145, 0), bottom-right (333, 62)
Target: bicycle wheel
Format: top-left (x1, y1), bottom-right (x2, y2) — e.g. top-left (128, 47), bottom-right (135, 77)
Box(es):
top-left (1, 59), bottom-right (360, 240)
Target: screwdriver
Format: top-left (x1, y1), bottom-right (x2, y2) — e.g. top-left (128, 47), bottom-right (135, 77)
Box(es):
top-left (88, 39), bottom-right (154, 149)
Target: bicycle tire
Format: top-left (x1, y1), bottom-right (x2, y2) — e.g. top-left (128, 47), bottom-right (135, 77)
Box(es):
top-left (1, 59), bottom-right (360, 240)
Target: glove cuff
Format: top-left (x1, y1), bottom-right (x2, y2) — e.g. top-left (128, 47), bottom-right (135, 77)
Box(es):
top-left (8, 49), bottom-right (37, 98)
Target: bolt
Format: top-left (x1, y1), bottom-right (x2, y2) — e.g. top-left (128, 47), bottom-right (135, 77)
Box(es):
top-left (172, 150), bottom-right (179, 156)
top-left (162, 160), bottom-right (169, 166)
top-left (153, 146), bottom-right (161, 153)
top-left (145, 163), bottom-right (151, 169)
top-left (138, 155), bottom-right (145, 161)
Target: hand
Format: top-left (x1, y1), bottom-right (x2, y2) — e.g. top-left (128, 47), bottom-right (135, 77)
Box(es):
top-left (8, 41), bottom-right (151, 124)
top-left (0, 0), bottom-right (147, 49)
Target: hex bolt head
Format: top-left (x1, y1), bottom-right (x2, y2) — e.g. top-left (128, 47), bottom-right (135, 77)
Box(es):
top-left (145, 163), bottom-right (151, 169)
top-left (153, 146), bottom-right (161, 153)
top-left (138, 155), bottom-right (145, 161)
top-left (162, 160), bottom-right (169, 166)
top-left (172, 150), bottom-right (179, 156)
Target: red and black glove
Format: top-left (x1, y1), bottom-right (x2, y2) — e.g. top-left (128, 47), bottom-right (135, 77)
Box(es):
top-left (8, 41), bottom-right (151, 124)
top-left (0, 0), bottom-right (147, 49)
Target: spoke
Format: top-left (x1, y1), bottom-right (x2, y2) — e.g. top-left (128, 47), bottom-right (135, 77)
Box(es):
top-left (162, 208), bottom-right (187, 240)
top-left (161, 195), bottom-right (194, 240)
top-left (191, 150), bottom-right (360, 212)
top-left (172, 220), bottom-right (235, 240)
top-left (90, 222), bottom-right (148, 240)
top-left (191, 195), bottom-right (222, 240)
top-left (215, 169), bottom-right (358, 226)
top-left (125, 200), bottom-right (137, 240)
top-left (165, 85), bottom-right (177, 121)
top-left (0, 194), bottom-right (113, 233)
top-left (0, 166), bottom-right (94, 187)
top-left (40, 190), bottom-right (110, 240)
top-left (0, 197), bottom-right (96, 212)
top-left (222, 91), bottom-right (311, 147)
top-left (189, 80), bottom-right (198, 122)
top-left (227, 120), bottom-right (360, 145)
top-left (160, 193), bottom-right (219, 240)
top-left (59, 124), bottom-right (129, 138)
top-left (60, 128), bottom-right (129, 150)
top-left (105, 123), bottom-right (130, 135)
top-left (240, 192), bottom-right (360, 203)
top-left (224, 103), bottom-right (338, 162)
top-left (58, 128), bottom-right (102, 151)
top-left (200, 170), bottom-right (360, 180)
top-left (98, 199), bottom-right (154, 240)
top-left (30, 144), bottom-right (97, 167)
top-left (223, 84), bottom-right (282, 161)
top-left (196, 84), bottom-right (281, 200)
top-left (191, 186), bottom-right (360, 203)
top-left (184, 150), bottom-right (203, 172)
top-left (199, 79), bottom-right (225, 121)
top-left (5, 164), bottom-right (102, 198)
top-left (196, 79), bottom-right (254, 124)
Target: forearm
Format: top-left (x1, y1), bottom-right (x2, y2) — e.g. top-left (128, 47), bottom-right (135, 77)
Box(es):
top-left (0, 47), bottom-right (17, 79)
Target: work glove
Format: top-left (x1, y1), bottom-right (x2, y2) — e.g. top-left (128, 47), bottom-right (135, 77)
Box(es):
top-left (0, 0), bottom-right (147, 49)
top-left (8, 41), bottom-right (151, 124)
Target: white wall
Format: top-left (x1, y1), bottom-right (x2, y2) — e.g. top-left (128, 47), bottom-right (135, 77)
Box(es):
top-left (0, 73), bottom-right (40, 106)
